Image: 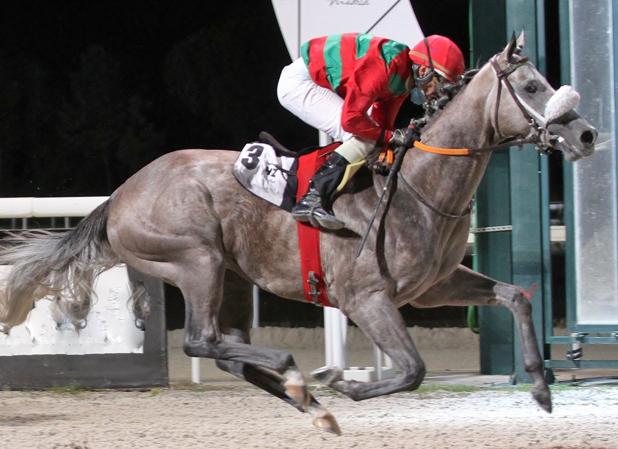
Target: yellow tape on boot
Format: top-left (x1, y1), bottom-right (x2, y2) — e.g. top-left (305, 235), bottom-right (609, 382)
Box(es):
top-left (336, 160), bottom-right (365, 192)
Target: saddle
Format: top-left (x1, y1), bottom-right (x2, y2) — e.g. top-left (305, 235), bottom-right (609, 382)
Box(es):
top-left (233, 132), bottom-right (343, 212)
top-left (233, 131), bottom-right (367, 212)
top-left (233, 132), bottom-right (341, 306)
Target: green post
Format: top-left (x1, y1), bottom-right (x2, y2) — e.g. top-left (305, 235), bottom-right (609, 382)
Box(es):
top-left (470, 0), bottom-right (550, 378)
top-left (469, 0), bottom-right (514, 375)
top-left (505, 0), bottom-right (551, 383)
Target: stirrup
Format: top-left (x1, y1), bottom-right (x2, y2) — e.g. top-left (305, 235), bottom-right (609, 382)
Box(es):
top-left (291, 204), bottom-right (344, 230)
top-left (314, 213), bottom-right (345, 231)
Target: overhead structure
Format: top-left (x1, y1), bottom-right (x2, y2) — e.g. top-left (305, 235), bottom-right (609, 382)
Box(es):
top-left (272, 0), bottom-right (423, 59)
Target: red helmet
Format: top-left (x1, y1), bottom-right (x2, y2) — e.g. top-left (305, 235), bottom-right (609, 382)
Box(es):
top-left (409, 35), bottom-right (465, 82)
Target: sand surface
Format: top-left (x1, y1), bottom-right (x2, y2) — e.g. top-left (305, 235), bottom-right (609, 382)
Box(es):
top-left (1, 384), bottom-right (617, 449)
top-left (1, 327), bottom-right (617, 449)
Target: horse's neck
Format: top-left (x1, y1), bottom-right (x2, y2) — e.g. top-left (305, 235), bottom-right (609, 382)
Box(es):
top-left (399, 74), bottom-right (497, 217)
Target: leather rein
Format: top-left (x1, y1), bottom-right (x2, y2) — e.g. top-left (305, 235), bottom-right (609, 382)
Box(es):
top-left (397, 54), bottom-right (553, 219)
top-left (412, 54), bottom-right (556, 157)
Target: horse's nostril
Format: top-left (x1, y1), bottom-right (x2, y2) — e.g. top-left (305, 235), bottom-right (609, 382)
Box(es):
top-left (580, 129), bottom-right (596, 145)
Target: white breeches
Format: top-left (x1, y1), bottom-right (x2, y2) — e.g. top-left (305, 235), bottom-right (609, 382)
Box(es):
top-left (277, 58), bottom-right (375, 163)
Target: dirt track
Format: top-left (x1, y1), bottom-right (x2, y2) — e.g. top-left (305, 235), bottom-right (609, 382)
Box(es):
top-left (2, 328), bottom-right (616, 448)
top-left (1, 383), bottom-right (617, 449)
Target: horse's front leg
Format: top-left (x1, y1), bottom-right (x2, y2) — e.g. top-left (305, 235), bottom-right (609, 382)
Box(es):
top-left (313, 291), bottom-right (426, 400)
top-left (411, 264), bottom-right (551, 413)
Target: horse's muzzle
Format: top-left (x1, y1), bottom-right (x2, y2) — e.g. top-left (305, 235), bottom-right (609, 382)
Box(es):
top-left (547, 117), bottom-right (597, 161)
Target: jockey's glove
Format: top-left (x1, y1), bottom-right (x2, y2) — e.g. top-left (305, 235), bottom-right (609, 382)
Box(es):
top-left (388, 126), bottom-right (420, 150)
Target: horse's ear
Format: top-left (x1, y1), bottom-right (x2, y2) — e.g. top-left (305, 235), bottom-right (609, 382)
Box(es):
top-left (504, 31), bottom-right (518, 61)
top-left (503, 31), bottom-right (525, 63)
top-left (516, 31), bottom-right (525, 53)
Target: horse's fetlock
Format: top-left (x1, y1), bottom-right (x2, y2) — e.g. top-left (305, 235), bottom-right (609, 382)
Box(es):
top-left (513, 295), bottom-right (532, 313)
top-left (402, 363), bottom-right (426, 390)
top-left (283, 368), bottom-right (305, 387)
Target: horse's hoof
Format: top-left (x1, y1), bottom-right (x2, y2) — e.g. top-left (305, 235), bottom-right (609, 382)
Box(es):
top-left (312, 412), bottom-right (342, 435)
top-left (532, 385), bottom-right (552, 413)
top-left (311, 366), bottom-right (343, 385)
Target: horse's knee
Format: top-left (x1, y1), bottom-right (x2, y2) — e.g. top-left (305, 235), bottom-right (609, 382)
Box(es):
top-left (494, 284), bottom-right (532, 313)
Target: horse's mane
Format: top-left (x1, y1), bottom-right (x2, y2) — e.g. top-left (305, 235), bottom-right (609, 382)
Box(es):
top-left (421, 66), bottom-right (485, 135)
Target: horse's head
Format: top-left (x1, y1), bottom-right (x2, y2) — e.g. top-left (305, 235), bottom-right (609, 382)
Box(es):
top-left (488, 32), bottom-right (597, 161)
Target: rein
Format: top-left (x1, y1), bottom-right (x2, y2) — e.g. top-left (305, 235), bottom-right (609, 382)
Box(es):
top-left (397, 53), bottom-right (551, 219)
top-left (411, 55), bottom-right (555, 158)
top-left (397, 170), bottom-right (472, 219)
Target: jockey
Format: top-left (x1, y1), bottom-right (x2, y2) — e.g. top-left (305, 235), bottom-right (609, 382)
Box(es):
top-left (277, 33), bottom-right (465, 230)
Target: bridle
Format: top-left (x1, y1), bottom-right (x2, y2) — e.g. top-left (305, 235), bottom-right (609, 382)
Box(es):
top-left (412, 52), bottom-right (563, 157)
top-left (394, 51), bottom-right (564, 219)
top-left (489, 54), bottom-right (558, 155)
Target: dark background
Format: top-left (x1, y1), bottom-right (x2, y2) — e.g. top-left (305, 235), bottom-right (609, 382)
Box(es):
top-left (0, 0), bottom-right (471, 197)
top-left (0, 1), bottom-right (564, 328)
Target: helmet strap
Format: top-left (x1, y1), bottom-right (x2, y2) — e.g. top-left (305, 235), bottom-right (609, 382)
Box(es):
top-left (423, 38), bottom-right (436, 73)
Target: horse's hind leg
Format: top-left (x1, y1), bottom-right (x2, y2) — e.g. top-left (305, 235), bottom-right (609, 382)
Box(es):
top-left (214, 271), bottom-right (340, 434)
top-left (411, 264), bottom-right (551, 413)
top-left (177, 253), bottom-right (318, 414)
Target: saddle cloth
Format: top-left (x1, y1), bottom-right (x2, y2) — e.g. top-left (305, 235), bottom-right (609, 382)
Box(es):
top-left (232, 142), bottom-right (297, 211)
top-left (233, 141), bottom-right (340, 307)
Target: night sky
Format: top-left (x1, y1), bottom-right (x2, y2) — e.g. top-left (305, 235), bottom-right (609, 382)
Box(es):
top-left (0, 0), bottom-right (469, 197)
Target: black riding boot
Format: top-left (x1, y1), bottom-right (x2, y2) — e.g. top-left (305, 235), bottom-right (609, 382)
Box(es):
top-left (292, 152), bottom-right (348, 230)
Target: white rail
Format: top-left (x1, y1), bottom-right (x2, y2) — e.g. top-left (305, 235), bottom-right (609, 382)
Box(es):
top-left (0, 197), bottom-right (109, 218)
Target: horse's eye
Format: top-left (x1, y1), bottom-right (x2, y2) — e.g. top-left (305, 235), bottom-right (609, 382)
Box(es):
top-left (525, 81), bottom-right (538, 94)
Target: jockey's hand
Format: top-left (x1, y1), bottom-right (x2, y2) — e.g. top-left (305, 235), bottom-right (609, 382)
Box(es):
top-left (388, 126), bottom-right (419, 150)
top-left (388, 128), bottom-right (407, 148)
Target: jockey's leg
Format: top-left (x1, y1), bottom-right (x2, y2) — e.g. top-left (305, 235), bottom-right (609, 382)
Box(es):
top-left (292, 138), bottom-right (373, 230)
top-left (277, 58), bottom-right (352, 142)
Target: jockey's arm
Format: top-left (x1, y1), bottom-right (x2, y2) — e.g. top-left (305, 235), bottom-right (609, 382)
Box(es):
top-left (341, 58), bottom-right (399, 143)
top-left (341, 86), bottom-right (385, 143)
top-left (369, 95), bottom-right (408, 139)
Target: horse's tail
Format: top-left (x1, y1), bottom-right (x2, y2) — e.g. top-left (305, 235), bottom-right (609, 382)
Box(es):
top-left (0, 199), bottom-right (120, 331)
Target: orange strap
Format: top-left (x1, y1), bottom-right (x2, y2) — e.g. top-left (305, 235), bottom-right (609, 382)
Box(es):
top-left (378, 148), bottom-right (395, 165)
top-left (413, 140), bottom-right (471, 156)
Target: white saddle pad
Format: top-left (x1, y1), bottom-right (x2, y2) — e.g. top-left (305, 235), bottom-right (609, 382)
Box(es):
top-left (233, 143), bottom-right (297, 210)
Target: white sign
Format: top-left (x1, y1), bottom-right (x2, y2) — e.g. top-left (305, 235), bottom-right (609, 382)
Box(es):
top-left (272, 0), bottom-right (424, 60)
top-left (0, 265), bottom-right (145, 355)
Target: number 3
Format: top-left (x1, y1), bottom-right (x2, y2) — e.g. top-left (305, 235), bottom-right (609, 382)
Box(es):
top-left (241, 145), bottom-right (264, 170)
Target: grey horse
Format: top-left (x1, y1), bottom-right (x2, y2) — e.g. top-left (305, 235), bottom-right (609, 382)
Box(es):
top-left (0, 35), bottom-right (597, 434)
